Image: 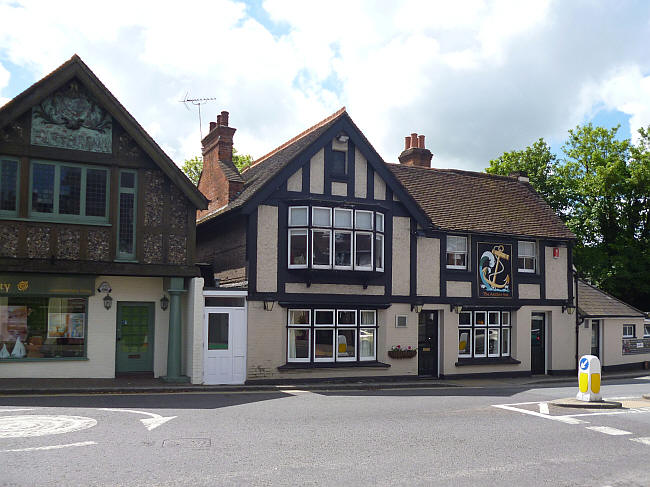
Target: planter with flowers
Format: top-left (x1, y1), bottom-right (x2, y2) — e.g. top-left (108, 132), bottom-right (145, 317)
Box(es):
top-left (387, 345), bottom-right (417, 359)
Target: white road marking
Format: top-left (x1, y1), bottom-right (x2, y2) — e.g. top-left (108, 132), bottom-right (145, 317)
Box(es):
top-left (630, 437), bottom-right (650, 446)
top-left (634, 376), bottom-right (650, 380)
top-left (492, 404), bottom-right (587, 424)
top-left (0, 409), bottom-right (35, 413)
top-left (539, 402), bottom-right (549, 414)
top-left (585, 426), bottom-right (632, 436)
top-left (0, 441), bottom-right (97, 453)
top-left (0, 415), bottom-right (97, 439)
top-left (279, 389), bottom-right (311, 395)
top-left (99, 408), bottom-right (177, 431)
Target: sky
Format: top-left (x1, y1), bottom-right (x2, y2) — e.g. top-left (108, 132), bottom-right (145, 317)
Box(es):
top-left (1, 0), bottom-right (650, 171)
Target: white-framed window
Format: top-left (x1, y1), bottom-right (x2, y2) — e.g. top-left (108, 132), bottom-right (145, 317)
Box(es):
top-left (354, 231), bottom-right (373, 270)
top-left (623, 324), bottom-right (636, 338)
top-left (518, 241), bottom-right (537, 273)
top-left (287, 308), bottom-right (378, 363)
top-left (458, 310), bottom-right (511, 359)
top-left (446, 235), bottom-right (468, 269)
top-left (395, 315), bottom-right (408, 328)
top-left (644, 323), bottom-right (650, 338)
top-left (288, 206), bottom-right (384, 272)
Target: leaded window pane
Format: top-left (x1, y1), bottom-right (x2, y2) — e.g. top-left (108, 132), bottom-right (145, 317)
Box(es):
top-left (0, 160), bottom-right (18, 212)
top-left (59, 166), bottom-right (82, 215)
top-left (118, 193), bottom-right (135, 255)
top-left (32, 163), bottom-right (55, 213)
top-left (86, 169), bottom-right (107, 217)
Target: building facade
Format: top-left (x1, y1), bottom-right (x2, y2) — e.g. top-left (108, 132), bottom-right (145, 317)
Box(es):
top-left (195, 108), bottom-right (581, 382)
top-left (0, 56), bottom-right (207, 381)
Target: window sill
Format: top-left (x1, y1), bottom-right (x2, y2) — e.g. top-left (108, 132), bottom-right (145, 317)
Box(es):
top-left (455, 357), bottom-right (521, 366)
top-left (278, 361), bottom-right (391, 370)
top-left (0, 216), bottom-right (111, 226)
top-left (0, 357), bottom-right (89, 363)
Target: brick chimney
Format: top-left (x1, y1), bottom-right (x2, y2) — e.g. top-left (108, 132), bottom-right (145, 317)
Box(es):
top-left (197, 110), bottom-right (244, 219)
top-left (398, 132), bottom-right (433, 168)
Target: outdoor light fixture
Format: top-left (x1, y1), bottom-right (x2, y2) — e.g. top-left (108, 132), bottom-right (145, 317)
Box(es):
top-left (103, 293), bottom-right (113, 310)
top-left (336, 133), bottom-right (349, 143)
top-left (562, 303), bottom-right (576, 315)
top-left (411, 303), bottom-right (423, 313)
top-left (450, 304), bottom-right (463, 314)
top-left (160, 295), bottom-right (169, 311)
top-left (263, 300), bottom-right (275, 311)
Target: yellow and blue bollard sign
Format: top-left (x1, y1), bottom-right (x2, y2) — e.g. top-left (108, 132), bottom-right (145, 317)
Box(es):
top-left (576, 355), bottom-right (602, 402)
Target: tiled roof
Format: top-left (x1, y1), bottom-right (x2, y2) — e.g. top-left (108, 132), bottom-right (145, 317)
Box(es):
top-left (388, 164), bottom-right (575, 239)
top-left (197, 108), bottom-right (346, 224)
top-left (578, 280), bottom-right (645, 318)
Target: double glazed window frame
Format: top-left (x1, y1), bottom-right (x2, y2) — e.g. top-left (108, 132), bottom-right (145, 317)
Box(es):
top-left (446, 235), bottom-right (469, 270)
top-left (28, 159), bottom-right (110, 224)
top-left (288, 205), bottom-right (385, 272)
top-left (517, 240), bottom-right (537, 273)
top-left (0, 156), bottom-right (20, 216)
top-left (287, 308), bottom-right (378, 364)
top-left (458, 310), bottom-right (511, 359)
top-left (623, 324), bottom-right (636, 339)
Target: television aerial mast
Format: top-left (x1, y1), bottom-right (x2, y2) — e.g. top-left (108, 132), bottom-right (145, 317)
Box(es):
top-left (179, 93), bottom-right (218, 141)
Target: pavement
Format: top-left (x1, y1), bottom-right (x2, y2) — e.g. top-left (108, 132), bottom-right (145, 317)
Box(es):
top-left (1, 369), bottom-right (649, 395)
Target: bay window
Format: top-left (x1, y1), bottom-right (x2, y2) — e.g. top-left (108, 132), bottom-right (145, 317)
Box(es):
top-left (287, 308), bottom-right (378, 363)
top-left (288, 205), bottom-right (384, 271)
top-left (458, 310), bottom-right (511, 359)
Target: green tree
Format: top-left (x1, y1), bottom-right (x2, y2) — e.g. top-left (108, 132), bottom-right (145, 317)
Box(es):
top-left (181, 148), bottom-right (254, 185)
top-left (487, 124), bottom-right (650, 310)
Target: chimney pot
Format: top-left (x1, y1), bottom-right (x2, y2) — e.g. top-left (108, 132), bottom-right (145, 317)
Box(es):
top-left (221, 111), bottom-right (229, 127)
top-left (209, 121), bottom-right (217, 131)
top-left (418, 135), bottom-right (425, 149)
top-left (411, 133), bottom-right (418, 149)
top-left (217, 114), bottom-right (222, 126)
top-left (398, 132), bottom-right (433, 168)
top-left (405, 136), bottom-right (411, 150)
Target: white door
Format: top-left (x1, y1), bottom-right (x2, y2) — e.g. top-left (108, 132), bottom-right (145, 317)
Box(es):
top-left (204, 308), bottom-right (246, 385)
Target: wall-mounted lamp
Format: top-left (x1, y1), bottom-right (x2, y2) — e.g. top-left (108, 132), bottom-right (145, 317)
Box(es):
top-left (562, 304), bottom-right (576, 315)
top-left (103, 293), bottom-right (113, 310)
top-left (336, 133), bottom-right (349, 143)
top-left (263, 300), bottom-right (275, 311)
top-left (450, 304), bottom-right (463, 314)
top-left (160, 295), bottom-right (170, 311)
top-left (411, 303), bottom-right (423, 313)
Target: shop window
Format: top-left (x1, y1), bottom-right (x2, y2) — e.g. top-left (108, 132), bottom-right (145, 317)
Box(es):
top-left (0, 297), bottom-right (87, 360)
top-left (117, 170), bottom-right (137, 260)
top-left (29, 160), bottom-right (109, 223)
top-left (287, 206), bottom-right (384, 272)
top-left (446, 235), bottom-right (468, 269)
top-left (0, 156), bottom-right (19, 216)
top-left (457, 310), bottom-right (511, 359)
top-left (287, 308), bottom-right (377, 364)
top-left (623, 324), bottom-right (636, 338)
top-left (518, 241), bottom-right (537, 273)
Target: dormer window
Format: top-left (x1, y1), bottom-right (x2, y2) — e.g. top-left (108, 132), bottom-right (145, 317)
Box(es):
top-left (288, 205), bottom-right (384, 272)
top-left (518, 241), bottom-right (537, 273)
top-left (446, 235), bottom-right (468, 270)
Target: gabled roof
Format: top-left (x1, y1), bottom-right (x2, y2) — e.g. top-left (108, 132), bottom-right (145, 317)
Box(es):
top-left (0, 55), bottom-right (208, 209)
top-left (578, 279), bottom-right (645, 318)
top-left (389, 164), bottom-right (575, 240)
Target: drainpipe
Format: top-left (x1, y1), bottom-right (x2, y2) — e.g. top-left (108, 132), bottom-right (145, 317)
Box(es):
top-left (574, 271), bottom-right (585, 370)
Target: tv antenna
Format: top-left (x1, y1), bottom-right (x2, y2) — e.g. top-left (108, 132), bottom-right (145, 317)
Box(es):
top-left (180, 93), bottom-right (217, 140)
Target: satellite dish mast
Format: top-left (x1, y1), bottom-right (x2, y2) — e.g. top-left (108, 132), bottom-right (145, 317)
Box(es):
top-left (179, 93), bottom-right (218, 141)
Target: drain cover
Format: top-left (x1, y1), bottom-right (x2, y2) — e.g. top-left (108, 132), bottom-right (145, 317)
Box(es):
top-left (162, 438), bottom-right (211, 449)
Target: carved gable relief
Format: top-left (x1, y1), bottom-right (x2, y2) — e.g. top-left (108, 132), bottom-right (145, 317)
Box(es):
top-left (31, 80), bottom-right (112, 153)
top-left (117, 132), bottom-right (142, 159)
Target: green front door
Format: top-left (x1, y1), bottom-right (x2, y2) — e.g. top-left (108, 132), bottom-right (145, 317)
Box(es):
top-left (116, 302), bottom-right (154, 373)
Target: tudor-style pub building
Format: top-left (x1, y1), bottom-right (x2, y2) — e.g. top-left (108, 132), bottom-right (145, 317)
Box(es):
top-left (196, 108), bottom-right (579, 382)
top-left (0, 56), bottom-right (207, 381)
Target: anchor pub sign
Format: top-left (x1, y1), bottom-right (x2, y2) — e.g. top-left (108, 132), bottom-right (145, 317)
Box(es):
top-left (478, 242), bottom-right (512, 298)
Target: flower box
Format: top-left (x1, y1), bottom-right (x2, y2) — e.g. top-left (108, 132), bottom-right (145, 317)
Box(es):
top-left (387, 349), bottom-right (417, 359)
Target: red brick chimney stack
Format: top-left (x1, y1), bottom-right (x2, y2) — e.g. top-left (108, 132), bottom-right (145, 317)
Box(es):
top-left (197, 110), bottom-right (244, 219)
top-left (398, 132), bottom-right (433, 168)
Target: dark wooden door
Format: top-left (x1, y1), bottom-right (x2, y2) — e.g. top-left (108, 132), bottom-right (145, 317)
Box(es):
top-left (531, 312), bottom-right (545, 374)
top-left (418, 311), bottom-right (438, 376)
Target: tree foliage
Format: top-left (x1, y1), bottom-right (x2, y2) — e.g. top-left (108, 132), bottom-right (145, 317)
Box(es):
top-left (181, 148), bottom-right (254, 185)
top-left (487, 124), bottom-right (650, 310)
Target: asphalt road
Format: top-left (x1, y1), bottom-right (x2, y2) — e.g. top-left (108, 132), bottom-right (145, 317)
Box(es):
top-left (1, 377), bottom-right (650, 486)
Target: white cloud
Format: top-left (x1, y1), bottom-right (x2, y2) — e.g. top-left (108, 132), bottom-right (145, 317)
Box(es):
top-left (1, 0), bottom-right (650, 170)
